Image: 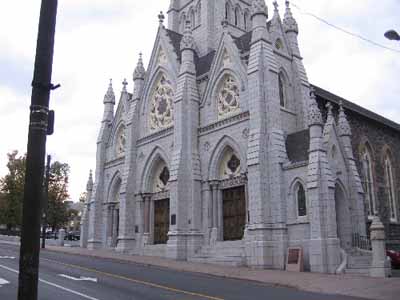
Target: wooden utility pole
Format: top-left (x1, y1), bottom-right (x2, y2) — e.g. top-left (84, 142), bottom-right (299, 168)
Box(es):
top-left (18, 1), bottom-right (58, 299)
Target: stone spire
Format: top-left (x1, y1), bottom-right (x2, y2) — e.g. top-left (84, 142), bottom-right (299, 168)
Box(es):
top-left (308, 88), bottom-right (322, 127)
top-left (104, 79), bottom-right (115, 104)
top-left (251, 0), bottom-right (269, 42)
top-left (133, 53), bottom-right (146, 100)
top-left (86, 170), bottom-right (93, 192)
top-left (133, 53), bottom-right (145, 81)
top-left (338, 101), bottom-right (352, 136)
top-left (102, 79), bottom-right (115, 122)
top-left (283, 0), bottom-right (298, 34)
top-left (122, 78), bottom-right (128, 93)
top-left (272, 1), bottom-right (280, 21)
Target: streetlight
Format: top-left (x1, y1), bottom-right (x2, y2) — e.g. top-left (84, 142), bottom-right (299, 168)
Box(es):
top-left (384, 30), bottom-right (400, 41)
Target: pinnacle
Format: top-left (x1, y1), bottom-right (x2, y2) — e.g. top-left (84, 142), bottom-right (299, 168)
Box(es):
top-left (104, 79), bottom-right (115, 104)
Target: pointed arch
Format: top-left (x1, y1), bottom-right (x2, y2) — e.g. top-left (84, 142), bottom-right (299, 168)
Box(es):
top-left (243, 9), bottom-right (250, 31)
top-left (196, 1), bottom-right (201, 26)
top-left (208, 135), bottom-right (246, 180)
top-left (359, 141), bottom-right (376, 217)
top-left (234, 5), bottom-right (242, 27)
top-left (141, 146), bottom-right (170, 192)
top-left (382, 147), bottom-right (397, 222)
top-left (225, 1), bottom-right (233, 22)
top-left (106, 171), bottom-right (122, 204)
top-left (179, 12), bottom-right (186, 33)
top-left (278, 68), bottom-right (291, 108)
top-left (188, 7), bottom-right (196, 28)
top-left (289, 177), bottom-right (308, 219)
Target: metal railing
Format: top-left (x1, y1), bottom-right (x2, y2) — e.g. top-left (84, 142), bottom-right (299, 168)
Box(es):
top-left (352, 233), bottom-right (372, 251)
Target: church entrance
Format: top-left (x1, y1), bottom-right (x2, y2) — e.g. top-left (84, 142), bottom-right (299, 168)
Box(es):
top-left (335, 183), bottom-right (352, 250)
top-left (111, 206), bottom-right (119, 247)
top-left (154, 198), bottom-right (170, 244)
top-left (222, 186), bottom-right (246, 241)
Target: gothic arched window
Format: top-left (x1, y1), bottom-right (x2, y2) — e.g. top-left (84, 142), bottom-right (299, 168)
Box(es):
top-left (149, 75), bottom-right (174, 131)
top-left (217, 74), bottom-right (240, 118)
top-left (179, 13), bottom-right (186, 33)
top-left (278, 72), bottom-right (286, 107)
top-left (361, 146), bottom-right (376, 217)
top-left (234, 7), bottom-right (240, 27)
top-left (244, 10), bottom-right (250, 31)
top-left (196, 1), bottom-right (201, 25)
top-left (384, 154), bottom-right (397, 222)
top-left (189, 8), bottom-right (196, 28)
top-left (296, 183), bottom-right (307, 217)
top-left (225, 2), bottom-right (232, 22)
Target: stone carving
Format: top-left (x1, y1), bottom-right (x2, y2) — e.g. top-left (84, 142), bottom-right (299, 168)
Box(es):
top-left (180, 20), bottom-right (195, 50)
top-left (116, 126), bottom-right (126, 156)
top-left (338, 101), bottom-right (351, 136)
top-left (222, 49), bottom-right (231, 67)
top-left (252, 0), bottom-right (268, 17)
top-left (308, 88), bottom-right (322, 126)
top-left (283, 1), bottom-right (298, 34)
top-left (217, 75), bottom-right (240, 118)
top-left (150, 75), bottom-right (174, 131)
top-left (242, 128), bottom-right (249, 139)
top-left (158, 48), bottom-right (167, 65)
top-left (220, 150), bottom-right (241, 179)
top-left (154, 165), bottom-right (170, 192)
top-left (203, 141), bottom-right (211, 152)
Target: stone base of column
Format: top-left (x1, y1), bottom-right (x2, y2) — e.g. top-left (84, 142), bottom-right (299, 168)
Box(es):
top-left (116, 237), bottom-right (136, 253)
top-left (309, 238), bottom-right (340, 273)
top-left (142, 233), bottom-right (151, 246)
top-left (370, 261), bottom-right (391, 277)
top-left (166, 231), bottom-right (188, 260)
top-left (186, 231), bottom-right (203, 258)
top-left (210, 227), bottom-right (218, 245)
top-left (87, 239), bottom-right (102, 250)
top-left (245, 226), bottom-right (273, 269)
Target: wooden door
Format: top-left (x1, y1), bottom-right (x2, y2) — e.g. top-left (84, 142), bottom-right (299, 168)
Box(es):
top-left (223, 186), bottom-right (246, 241)
top-left (154, 199), bottom-right (170, 244)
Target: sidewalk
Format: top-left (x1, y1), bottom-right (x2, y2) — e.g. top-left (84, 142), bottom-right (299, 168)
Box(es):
top-left (45, 245), bottom-right (400, 300)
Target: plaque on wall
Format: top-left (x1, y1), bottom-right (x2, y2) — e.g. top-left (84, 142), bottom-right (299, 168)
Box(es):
top-left (286, 247), bottom-right (304, 272)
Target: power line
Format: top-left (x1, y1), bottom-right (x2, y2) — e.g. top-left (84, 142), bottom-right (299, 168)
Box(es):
top-left (290, 2), bottom-right (400, 54)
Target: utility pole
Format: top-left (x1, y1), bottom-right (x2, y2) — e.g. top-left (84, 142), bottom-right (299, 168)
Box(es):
top-left (18, 1), bottom-right (58, 300)
top-left (41, 155), bottom-right (51, 249)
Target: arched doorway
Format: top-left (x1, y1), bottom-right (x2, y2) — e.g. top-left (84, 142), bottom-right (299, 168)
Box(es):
top-left (218, 147), bottom-right (246, 241)
top-left (335, 183), bottom-right (352, 250)
top-left (107, 176), bottom-right (121, 248)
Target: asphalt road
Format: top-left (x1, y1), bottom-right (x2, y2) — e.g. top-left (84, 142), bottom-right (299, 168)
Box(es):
top-left (0, 243), bottom-right (368, 300)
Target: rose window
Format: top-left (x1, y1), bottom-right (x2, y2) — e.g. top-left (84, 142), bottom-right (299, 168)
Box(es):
top-left (150, 75), bottom-right (174, 131)
top-left (217, 75), bottom-right (240, 118)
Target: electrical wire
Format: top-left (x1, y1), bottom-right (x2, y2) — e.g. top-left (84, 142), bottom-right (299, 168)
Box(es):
top-left (290, 1), bottom-right (400, 54)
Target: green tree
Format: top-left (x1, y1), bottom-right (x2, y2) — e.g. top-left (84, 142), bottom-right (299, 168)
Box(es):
top-left (0, 151), bottom-right (26, 230)
top-left (46, 161), bottom-right (70, 231)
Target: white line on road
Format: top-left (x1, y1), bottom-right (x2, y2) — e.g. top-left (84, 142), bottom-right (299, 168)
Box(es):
top-left (0, 264), bottom-right (99, 300)
top-left (0, 278), bottom-right (10, 287)
top-left (0, 256), bottom-right (15, 259)
top-left (59, 274), bottom-right (98, 282)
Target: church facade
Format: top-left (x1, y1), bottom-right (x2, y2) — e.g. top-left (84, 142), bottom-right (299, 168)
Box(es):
top-left (81, 0), bottom-right (400, 274)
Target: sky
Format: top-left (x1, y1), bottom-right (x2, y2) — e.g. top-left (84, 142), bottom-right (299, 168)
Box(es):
top-left (0, 0), bottom-right (399, 202)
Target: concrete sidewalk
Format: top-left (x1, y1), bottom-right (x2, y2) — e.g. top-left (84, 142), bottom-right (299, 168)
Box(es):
top-left (45, 245), bottom-right (400, 300)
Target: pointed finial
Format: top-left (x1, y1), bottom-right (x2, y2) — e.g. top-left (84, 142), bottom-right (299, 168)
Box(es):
top-left (326, 102), bottom-right (333, 117)
top-left (133, 52), bottom-right (146, 80)
top-left (308, 87), bottom-right (322, 126)
top-left (283, 0), bottom-right (298, 34)
top-left (158, 11), bottom-right (165, 25)
top-left (180, 20), bottom-right (195, 51)
top-left (122, 78), bottom-right (128, 92)
top-left (338, 100), bottom-right (351, 136)
top-left (104, 79), bottom-right (115, 104)
top-left (87, 170), bottom-right (93, 191)
top-left (273, 1), bottom-right (279, 12)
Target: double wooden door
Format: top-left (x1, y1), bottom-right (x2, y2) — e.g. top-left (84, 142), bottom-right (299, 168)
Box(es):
top-left (222, 186), bottom-right (246, 241)
top-left (154, 198), bottom-right (170, 244)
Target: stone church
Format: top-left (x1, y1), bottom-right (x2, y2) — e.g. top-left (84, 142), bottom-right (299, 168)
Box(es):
top-left (81, 0), bottom-right (400, 275)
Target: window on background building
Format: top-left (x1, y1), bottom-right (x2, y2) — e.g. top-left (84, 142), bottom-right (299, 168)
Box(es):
top-left (384, 155), bottom-right (397, 222)
top-left (361, 148), bottom-right (376, 217)
top-left (278, 73), bottom-right (286, 107)
top-left (296, 183), bottom-right (307, 217)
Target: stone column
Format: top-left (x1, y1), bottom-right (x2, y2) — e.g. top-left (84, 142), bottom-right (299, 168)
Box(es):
top-left (111, 206), bottom-right (119, 247)
top-left (142, 194), bottom-right (151, 245)
top-left (370, 216), bottom-right (391, 277)
top-left (210, 181), bottom-right (219, 244)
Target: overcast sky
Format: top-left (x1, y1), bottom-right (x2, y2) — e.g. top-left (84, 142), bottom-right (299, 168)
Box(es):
top-left (0, 0), bottom-right (399, 202)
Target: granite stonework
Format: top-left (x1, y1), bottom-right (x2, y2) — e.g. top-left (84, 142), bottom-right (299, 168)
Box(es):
top-left (81, 0), bottom-right (399, 276)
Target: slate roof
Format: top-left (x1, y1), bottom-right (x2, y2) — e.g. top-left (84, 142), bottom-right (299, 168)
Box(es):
top-left (285, 129), bottom-right (310, 163)
top-left (313, 85), bottom-right (400, 133)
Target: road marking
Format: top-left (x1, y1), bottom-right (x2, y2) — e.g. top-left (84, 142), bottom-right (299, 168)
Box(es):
top-left (0, 256), bottom-right (15, 259)
top-left (0, 264), bottom-right (99, 300)
top-left (42, 258), bottom-right (225, 300)
top-left (0, 278), bottom-right (10, 287)
top-left (59, 274), bottom-right (98, 282)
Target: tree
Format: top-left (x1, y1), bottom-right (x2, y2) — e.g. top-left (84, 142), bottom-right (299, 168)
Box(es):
top-left (0, 151), bottom-right (26, 230)
top-left (46, 161), bottom-right (70, 231)
top-left (0, 151), bottom-right (71, 231)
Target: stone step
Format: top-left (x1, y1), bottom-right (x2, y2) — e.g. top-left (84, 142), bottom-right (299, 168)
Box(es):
top-left (345, 268), bottom-right (370, 276)
top-left (348, 255), bottom-right (372, 267)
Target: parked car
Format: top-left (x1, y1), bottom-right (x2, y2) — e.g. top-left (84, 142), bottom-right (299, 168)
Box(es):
top-left (65, 231), bottom-right (80, 241)
top-left (387, 249), bottom-right (400, 269)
